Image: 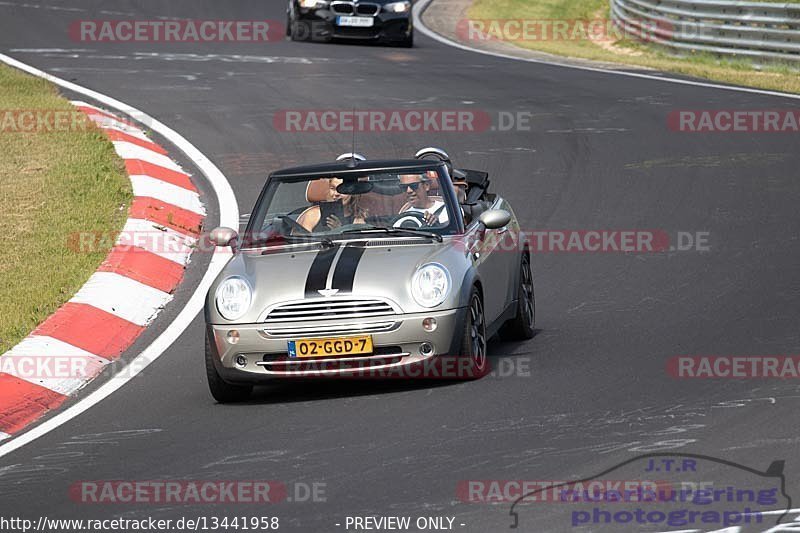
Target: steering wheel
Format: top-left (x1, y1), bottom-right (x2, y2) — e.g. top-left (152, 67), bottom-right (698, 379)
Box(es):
top-left (391, 211), bottom-right (427, 228)
top-left (391, 204), bottom-right (447, 228)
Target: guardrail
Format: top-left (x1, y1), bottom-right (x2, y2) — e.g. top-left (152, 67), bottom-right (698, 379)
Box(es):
top-left (610, 0), bottom-right (800, 63)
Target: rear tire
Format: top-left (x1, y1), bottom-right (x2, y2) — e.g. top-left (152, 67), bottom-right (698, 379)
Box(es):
top-left (500, 252), bottom-right (536, 340)
top-left (205, 334), bottom-right (252, 403)
top-left (459, 287), bottom-right (489, 379)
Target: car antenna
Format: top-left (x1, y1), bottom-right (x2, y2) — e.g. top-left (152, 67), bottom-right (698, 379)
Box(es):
top-left (347, 106), bottom-right (358, 168)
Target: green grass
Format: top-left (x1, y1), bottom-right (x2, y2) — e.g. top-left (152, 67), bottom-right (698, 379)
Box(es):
top-left (0, 63), bottom-right (131, 353)
top-left (469, 0), bottom-right (800, 94)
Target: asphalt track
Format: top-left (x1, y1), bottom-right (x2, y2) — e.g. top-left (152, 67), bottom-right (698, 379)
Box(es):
top-left (1, 1), bottom-right (799, 531)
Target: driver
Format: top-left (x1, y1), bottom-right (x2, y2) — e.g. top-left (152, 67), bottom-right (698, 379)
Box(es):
top-left (398, 173), bottom-right (449, 226)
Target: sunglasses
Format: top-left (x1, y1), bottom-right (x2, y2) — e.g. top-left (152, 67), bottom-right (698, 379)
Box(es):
top-left (405, 181), bottom-right (423, 191)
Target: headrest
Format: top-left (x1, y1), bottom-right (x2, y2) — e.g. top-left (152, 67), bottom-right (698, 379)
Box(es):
top-left (306, 179), bottom-right (331, 203)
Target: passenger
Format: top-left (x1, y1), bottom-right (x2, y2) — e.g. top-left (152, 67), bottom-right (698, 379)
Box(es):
top-left (298, 178), bottom-right (367, 232)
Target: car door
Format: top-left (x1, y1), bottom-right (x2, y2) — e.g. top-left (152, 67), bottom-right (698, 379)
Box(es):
top-left (492, 197), bottom-right (521, 311)
top-left (464, 198), bottom-right (514, 324)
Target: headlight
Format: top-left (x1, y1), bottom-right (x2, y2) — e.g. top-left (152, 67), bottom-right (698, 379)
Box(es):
top-left (411, 263), bottom-right (451, 308)
top-left (385, 1), bottom-right (411, 13)
top-left (215, 277), bottom-right (252, 321)
top-left (298, 0), bottom-right (321, 8)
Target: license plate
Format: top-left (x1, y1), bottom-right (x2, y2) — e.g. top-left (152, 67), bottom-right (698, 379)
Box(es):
top-left (288, 336), bottom-right (373, 358)
top-left (336, 16), bottom-right (374, 27)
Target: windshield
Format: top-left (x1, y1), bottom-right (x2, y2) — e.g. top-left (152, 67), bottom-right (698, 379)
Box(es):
top-left (242, 168), bottom-right (460, 248)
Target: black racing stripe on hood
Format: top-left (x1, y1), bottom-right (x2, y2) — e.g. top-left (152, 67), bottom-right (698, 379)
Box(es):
top-left (331, 245), bottom-right (366, 294)
top-left (304, 246), bottom-right (339, 296)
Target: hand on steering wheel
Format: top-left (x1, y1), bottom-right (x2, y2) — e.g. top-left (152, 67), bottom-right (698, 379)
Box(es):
top-left (393, 204), bottom-right (446, 228)
top-left (391, 210), bottom-right (427, 228)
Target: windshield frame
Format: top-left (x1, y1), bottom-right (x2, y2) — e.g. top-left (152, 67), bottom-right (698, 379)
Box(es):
top-left (240, 163), bottom-right (464, 249)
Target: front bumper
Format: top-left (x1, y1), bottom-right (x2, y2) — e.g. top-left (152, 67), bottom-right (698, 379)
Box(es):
top-left (208, 307), bottom-right (466, 382)
top-left (292, 5), bottom-right (412, 42)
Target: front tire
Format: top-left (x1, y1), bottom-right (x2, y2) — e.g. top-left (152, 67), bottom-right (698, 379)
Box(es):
top-left (205, 334), bottom-right (252, 403)
top-left (500, 252), bottom-right (536, 340)
top-left (459, 287), bottom-right (489, 379)
top-left (398, 31), bottom-right (414, 48)
top-left (290, 20), bottom-right (310, 41)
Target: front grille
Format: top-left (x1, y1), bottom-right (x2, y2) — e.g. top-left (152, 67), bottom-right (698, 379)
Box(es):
top-left (265, 298), bottom-right (396, 322)
top-left (330, 2), bottom-right (379, 16)
top-left (330, 2), bottom-right (354, 14)
top-left (356, 3), bottom-right (379, 16)
top-left (261, 297), bottom-right (400, 337)
top-left (263, 321), bottom-right (396, 337)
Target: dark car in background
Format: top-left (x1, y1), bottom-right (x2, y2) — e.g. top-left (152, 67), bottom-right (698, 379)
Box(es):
top-left (287, 0), bottom-right (414, 47)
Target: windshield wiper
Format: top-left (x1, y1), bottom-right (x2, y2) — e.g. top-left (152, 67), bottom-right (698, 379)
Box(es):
top-left (279, 234), bottom-right (335, 248)
top-left (342, 226), bottom-right (443, 242)
top-left (249, 234), bottom-right (334, 253)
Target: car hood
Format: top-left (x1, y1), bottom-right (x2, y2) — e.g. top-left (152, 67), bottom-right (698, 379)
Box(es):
top-left (206, 238), bottom-right (471, 324)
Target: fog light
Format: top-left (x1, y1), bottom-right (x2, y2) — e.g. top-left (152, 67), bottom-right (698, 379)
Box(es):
top-left (420, 342), bottom-right (435, 356)
top-left (422, 317), bottom-right (437, 332)
top-left (227, 330), bottom-right (240, 344)
top-left (235, 355), bottom-right (248, 368)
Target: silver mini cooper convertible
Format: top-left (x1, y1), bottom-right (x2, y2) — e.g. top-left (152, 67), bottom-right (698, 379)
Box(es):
top-left (204, 149), bottom-right (535, 401)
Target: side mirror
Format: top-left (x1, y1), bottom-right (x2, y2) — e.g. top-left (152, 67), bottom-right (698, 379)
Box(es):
top-left (479, 209), bottom-right (511, 230)
top-left (209, 227), bottom-right (239, 249)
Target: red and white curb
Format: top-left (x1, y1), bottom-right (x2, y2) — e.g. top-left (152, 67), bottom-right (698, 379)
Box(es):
top-left (0, 101), bottom-right (205, 438)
